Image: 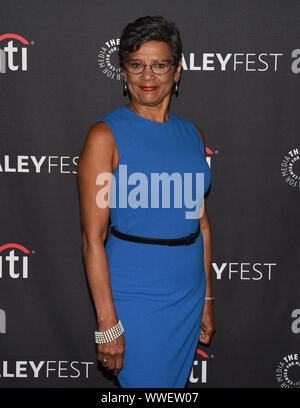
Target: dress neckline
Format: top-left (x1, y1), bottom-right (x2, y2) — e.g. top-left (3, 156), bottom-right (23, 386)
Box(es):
top-left (121, 105), bottom-right (172, 125)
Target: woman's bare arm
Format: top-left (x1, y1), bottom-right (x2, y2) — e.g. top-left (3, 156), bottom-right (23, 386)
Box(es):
top-left (195, 124), bottom-right (213, 295)
top-left (77, 121), bottom-right (119, 331)
top-left (194, 124), bottom-right (216, 344)
top-left (199, 199), bottom-right (214, 298)
top-left (77, 121), bottom-right (124, 375)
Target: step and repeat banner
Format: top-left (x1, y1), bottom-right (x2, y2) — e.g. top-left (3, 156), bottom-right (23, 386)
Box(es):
top-left (1, 0), bottom-right (299, 389)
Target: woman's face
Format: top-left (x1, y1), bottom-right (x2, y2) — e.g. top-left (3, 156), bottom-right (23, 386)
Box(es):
top-left (122, 40), bottom-right (182, 107)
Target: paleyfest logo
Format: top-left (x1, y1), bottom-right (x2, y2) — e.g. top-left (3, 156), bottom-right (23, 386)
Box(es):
top-left (0, 360), bottom-right (94, 379)
top-left (97, 38), bottom-right (122, 80)
top-left (95, 165), bottom-right (206, 219)
top-left (97, 38), bottom-right (300, 79)
top-left (275, 354), bottom-right (300, 388)
top-left (0, 33), bottom-right (32, 74)
top-left (280, 148), bottom-right (300, 189)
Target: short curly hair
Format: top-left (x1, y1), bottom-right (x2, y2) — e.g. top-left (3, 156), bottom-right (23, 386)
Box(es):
top-left (119, 15), bottom-right (183, 69)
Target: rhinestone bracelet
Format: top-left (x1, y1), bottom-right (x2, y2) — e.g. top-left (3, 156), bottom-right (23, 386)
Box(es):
top-left (95, 320), bottom-right (124, 344)
top-left (205, 296), bottom-right (215, 301)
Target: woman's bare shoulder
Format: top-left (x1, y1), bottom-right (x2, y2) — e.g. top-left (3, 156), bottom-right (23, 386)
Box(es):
top-left (81, 121), bottom-right (116, 153)
top-left (86, 120), bottom-right (115, 144)
top-left (78, 121), bottom-right (116, 169)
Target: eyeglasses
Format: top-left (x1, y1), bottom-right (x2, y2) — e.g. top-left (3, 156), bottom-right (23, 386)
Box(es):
top-left (123, 59), bottom-right (175, 75)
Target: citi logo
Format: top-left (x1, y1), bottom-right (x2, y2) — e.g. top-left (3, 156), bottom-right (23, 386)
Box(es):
top-left (189, 348), bottom-right (212, 383)
top-left (0, 309), bottom-right (6, 334)
top-left (0, 33), bottom-right (31, 74)
top-left (0, 243), bottom-right (31, 279)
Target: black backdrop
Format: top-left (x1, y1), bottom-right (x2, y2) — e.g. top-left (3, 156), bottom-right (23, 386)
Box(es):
top-left (1, 0), bottom-right (299, 388)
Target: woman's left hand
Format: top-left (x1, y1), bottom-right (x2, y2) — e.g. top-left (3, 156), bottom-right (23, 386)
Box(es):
top-left (199, 301), bottom-right (216, 344)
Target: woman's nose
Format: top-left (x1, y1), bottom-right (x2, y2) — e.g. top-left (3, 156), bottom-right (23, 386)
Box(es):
top-left (140, 65), bottom-right (156, 79)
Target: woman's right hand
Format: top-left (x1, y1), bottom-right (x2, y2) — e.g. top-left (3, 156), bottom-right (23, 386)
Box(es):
top-left (97, 334), bottom-right (125, 376)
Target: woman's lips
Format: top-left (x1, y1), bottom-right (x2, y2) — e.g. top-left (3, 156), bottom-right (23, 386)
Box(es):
top-left (140, 86), bottom-right (158, 92)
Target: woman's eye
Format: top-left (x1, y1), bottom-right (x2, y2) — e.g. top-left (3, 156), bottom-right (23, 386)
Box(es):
top-left (131, 63), bottom-right (142, 69)
top-left (154, 63), bottom-right (166, 69)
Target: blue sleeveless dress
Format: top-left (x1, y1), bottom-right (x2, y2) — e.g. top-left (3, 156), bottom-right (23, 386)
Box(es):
top-left (95, 105), bottom-right (211, 388)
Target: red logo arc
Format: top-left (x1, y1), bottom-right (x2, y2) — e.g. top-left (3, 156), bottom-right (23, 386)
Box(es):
top-left (0, 33), bottom-right (29, 44)
top-left (0, 243), bottom-right (30, 254)
top-left (196, 348), bottom-right (210, 358)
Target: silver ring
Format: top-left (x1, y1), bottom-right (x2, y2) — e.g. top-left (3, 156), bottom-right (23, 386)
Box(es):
top-left (101, 358), bottom-right (108, 367)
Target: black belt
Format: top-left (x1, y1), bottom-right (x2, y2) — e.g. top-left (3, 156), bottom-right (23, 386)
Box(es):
top-left (110, 224), bottom-right (200, 246)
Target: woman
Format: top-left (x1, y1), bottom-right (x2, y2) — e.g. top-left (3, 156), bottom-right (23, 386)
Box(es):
top-left (77, 15), bottom-right (216, 388)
